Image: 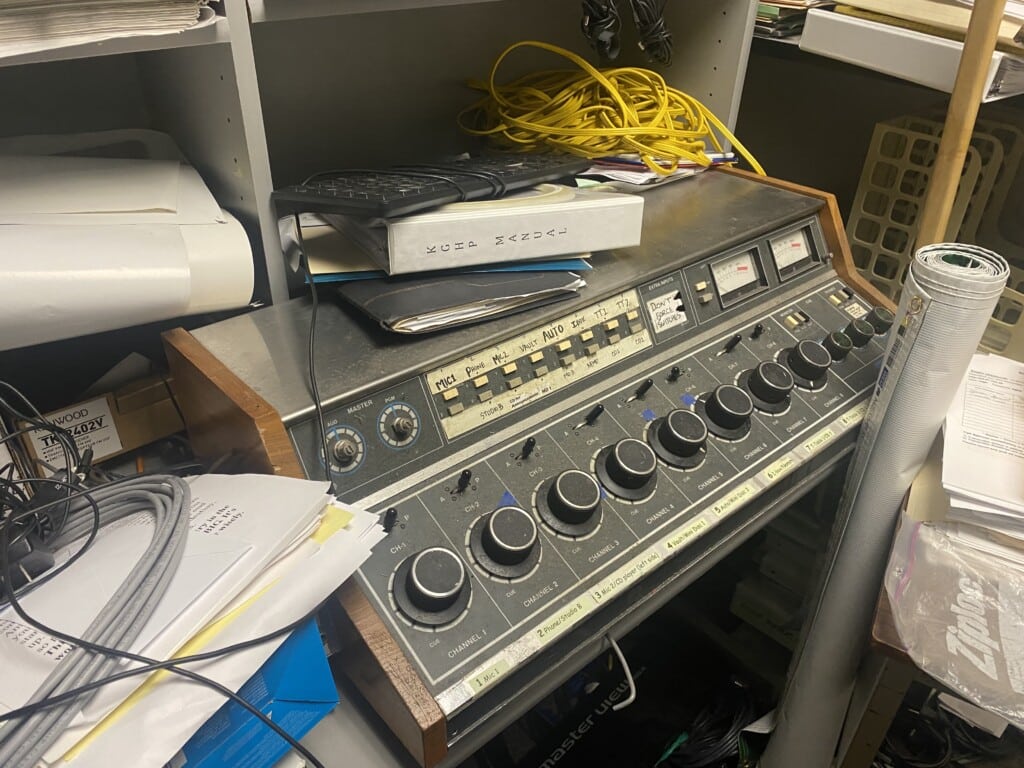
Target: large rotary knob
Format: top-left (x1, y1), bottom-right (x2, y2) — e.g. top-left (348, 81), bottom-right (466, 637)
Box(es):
top-left (405, 547), bottom-right (467, 613)
top-left (844, 317), bottom-right (875, 348)
top-left (604, 439), bottom-right (657, 489)
top-left (786, 339), bottom-right (831, 381)
top-left (704, 384), bottom-right (754, 432)
top-left (656, 409), bottom-right (708, 457)
top-left (547, 469), bottom-right (602, 525)
top-left (481, 506), bottom-right (537, 565)
top-left (649, 409), bottom-right (707, 469)
top-left (823, 331), bottom-right (853, 362)
top-left (596, 438), bottom-right (658, 500)
top-left (747, 361), bottom-right (794, 404)
top-left (390, 415), bottom-right (414, 440)
top-left (866, 306), bottom-right (895, 334)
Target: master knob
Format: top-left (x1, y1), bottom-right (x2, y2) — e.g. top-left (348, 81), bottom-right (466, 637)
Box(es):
top-left (481, 506), bottom-right (537, 566)
top-left (596, 438), bottom-right (658, 500)
top-left (331, 437), bottom-right (359, 466)
top-left (844, 317), bottom-right (875, 348)
top-left (786, 339), bottom-right (831, 382)
top-left (649, 409), bottom-right (707, 469)
top-left (704, 384), bottom-right (754, 432)
top-left (866, 306), bottom-right (895, 334)
top-left (405, 547), bottom-right (467, 613)
top-left (747, 361), bottom-right (794, 404)
top-left (823, 331), bottom-right (854, 362)
top-left (547, 469), bottom-right (602, 525)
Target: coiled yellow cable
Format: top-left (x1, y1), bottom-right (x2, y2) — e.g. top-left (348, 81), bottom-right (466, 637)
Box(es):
top-left (458, 40), bottom-right (765, 177)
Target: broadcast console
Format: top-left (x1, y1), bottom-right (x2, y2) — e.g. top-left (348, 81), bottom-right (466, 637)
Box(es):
top-left (165, 169), bottom-right (894, 768)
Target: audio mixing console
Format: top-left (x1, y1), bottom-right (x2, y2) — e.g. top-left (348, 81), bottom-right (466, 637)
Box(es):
top-left (166, 170), bottom-right (892, 767)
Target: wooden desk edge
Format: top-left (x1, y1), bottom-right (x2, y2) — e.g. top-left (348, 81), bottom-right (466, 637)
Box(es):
top-left (162, 327), bottom-right (448, 768)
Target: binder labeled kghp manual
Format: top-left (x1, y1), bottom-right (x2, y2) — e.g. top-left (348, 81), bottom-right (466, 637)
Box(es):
top-left (324, 183), bottom-right (644, 275)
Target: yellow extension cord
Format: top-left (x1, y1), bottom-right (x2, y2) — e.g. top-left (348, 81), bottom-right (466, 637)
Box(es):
top-left (457, 40), bottom-right (766, 177)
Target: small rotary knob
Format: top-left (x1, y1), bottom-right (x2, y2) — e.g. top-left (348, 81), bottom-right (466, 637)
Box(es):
top-left (481, 506), bottom-right (537, 565)
top-left (604, 438), bottom-right (658, 490)
top-left (747, 361), bottom-right (794, 404)
top-left (845, 317), bottom-right (875, 347)
top-left (390, 415), bottom-right (414, 440)
top-left (704, 384), bottom-right (754, 431)
top-left (787, 340), bottom-right (831, 381)
top-left (866, 306), bottom-right (895, 334)
top-left (823, 331), bottom-right (853, 362)
top-left (656, 409), bottom-right (707, 457)
top-left (332, 438), bottom-right (359, 466)
top-left (547, 469), bottom-right (602, 525)
top-left (405, 547), bottom-right (467, 613)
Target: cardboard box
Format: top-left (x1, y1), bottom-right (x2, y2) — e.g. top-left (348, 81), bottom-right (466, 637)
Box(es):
top-left (20, 376), bottom-right (184, 472)
top-left (171, 620), bottom-right (339, 768)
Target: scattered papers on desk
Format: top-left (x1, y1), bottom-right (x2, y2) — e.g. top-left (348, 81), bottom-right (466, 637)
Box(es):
top-left (0, 131), bottom-right (253, 352)
top-left (942, 353), bottom-right (1024, 534)
top-left (579, 152), bottom-right (735, 190)
top-left (0, 473), bottom-right (385, 768)
top-left (0, 1), bottom-right (217, 59)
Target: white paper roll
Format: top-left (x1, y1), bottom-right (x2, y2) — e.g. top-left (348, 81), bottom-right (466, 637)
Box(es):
top-left (0, 211), bottom-right (253, 351)
top-left (762, 244), bottom-right (1009, 768)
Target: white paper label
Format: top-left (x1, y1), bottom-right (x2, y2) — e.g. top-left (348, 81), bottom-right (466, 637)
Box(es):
top-left (27, 397), bottom-right (122, 472)
top-left (646, 290), bottom-right (688, 333)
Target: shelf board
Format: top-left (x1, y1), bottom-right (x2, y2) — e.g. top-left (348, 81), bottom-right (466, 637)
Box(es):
top-left (753, 32), bottom-right (803, 46)
top-left (0, 15), bottom-right (230, 69)
top-left (797, 9), bottom-right (1024, 102)
top-left (248, 0), bottom-right (505, 23)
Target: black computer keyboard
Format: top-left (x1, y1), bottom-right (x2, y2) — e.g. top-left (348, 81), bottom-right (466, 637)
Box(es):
top-left (271, 153), bottom-right (592, 219)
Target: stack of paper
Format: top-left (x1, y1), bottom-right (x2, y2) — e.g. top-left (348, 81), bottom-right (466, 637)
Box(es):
top-left (942, 353), bottom-right (1024, 542)
top-left (0, 0), bottom-right (217, 59)
top-left (0, 130), bottom-right (254, 352)
top-left (0, 473), bottom-right (385, 768)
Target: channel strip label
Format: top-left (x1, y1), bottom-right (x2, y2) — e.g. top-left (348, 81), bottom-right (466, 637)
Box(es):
top-left (590, 550), bottom-right (662, 606)
top-left (760, 454), bottom-right (798, 484)
top-left (534, 598), bottom-right (593, 643)
top-left (662, 517), bottom-right (711, 552)
top-left (802, 427), bottom-right (837, 456)
top-left (467, 658), bottom-right (511, 695)
top-left (709, 482), bottom-right (757, 518)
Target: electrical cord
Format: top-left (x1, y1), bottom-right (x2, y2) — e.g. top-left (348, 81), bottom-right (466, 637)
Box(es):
top-left (457, 40), bottom-right (765, 177)
top-left (0, 387), bottom-right (331, 768)
top-left (581, 0), bottom-right (622, 60)
top-left (292, 212), bottom-right (337, 495)
top-left (626, 0), bottom-right (672, 65)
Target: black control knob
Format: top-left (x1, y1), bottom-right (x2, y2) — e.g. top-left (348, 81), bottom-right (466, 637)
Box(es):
top-left (845, 317), bottom-right (875, 348)
top-left (548, 470), bottom-right (602, 525)
top-left (747, 361), bottom-right (794, 404)
top-left (657, 409), bottom-right (708, 457)
top-left (390, 416), bottom-right (414, 440)
top-left (823, 331), bottom-right (853, 361)
top-left (866, 306), bottom-right (895, 334)
top-left (405, 547), bottom-right (467, 613)
top-left (604, 438), bottom-right (658, 490)
top-left (481, 506), bottom-right (537, 565)
top-left (331, 438), bottom-right (359, 466)
top-left (704, 384), bottom-right (754, 431)
top-left (787, 339), bottom-right (832, 381)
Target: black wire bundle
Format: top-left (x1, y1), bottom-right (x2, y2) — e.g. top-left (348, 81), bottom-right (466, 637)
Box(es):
top-left (875, 692), bottom-right (1017, 768)
top-left (0, 380), bottom-right (329, 768)
top-left (581, 0), bottom-right (622, 60)
top-left (658, 681), bottom-right (756, 767)
top-left (627, 0), bottom-right (673, 66)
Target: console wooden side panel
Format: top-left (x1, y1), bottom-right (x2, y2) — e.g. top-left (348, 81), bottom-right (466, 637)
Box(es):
top-left (162, 327), bottom-right (447, 768)
top-left (716, 167), bottom-right (898, 313)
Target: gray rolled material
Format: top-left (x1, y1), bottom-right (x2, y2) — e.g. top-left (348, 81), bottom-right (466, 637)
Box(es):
top-left (0, 476), bottom-right (190, 768)
top-left (761, 244), bottom-right (1009, 768)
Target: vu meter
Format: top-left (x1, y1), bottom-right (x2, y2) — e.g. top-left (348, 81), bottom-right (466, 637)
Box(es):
top-left (710, 250), bottom-right (764, 307)
top-left (770, 228), bottom-right (814, 279)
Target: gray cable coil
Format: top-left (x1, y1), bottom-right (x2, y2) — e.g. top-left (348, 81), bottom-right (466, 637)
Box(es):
top-left (0, 475), bottom-right (190, 768)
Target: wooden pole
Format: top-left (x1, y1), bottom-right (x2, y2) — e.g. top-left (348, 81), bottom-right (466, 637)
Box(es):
top-left (916, 0), bottom-right (1008, 246)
